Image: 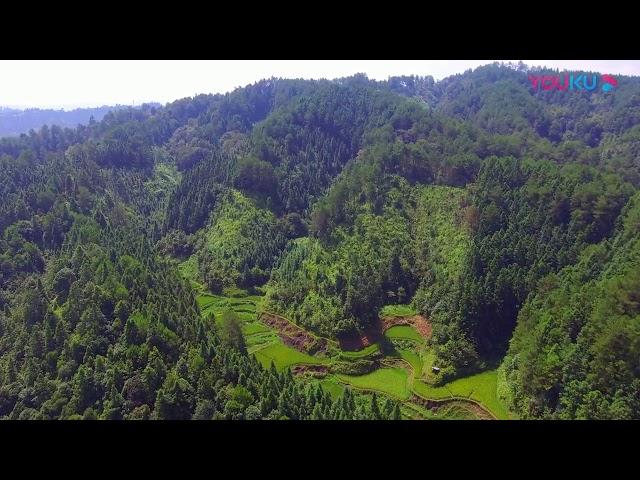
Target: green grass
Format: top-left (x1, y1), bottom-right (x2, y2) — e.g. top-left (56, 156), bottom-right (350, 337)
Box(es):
top-left (196, 293), bottom-right (217, 310)
top-left (337, 368), bottom-right (410, 400)
top-left (197, 291), bottom-right (262, 324)
top-left (319, 377), bottom-right (345, 400)
top-left (420, 350), bottom-right (436, 378)
top-left (399, 349), bottom-right (422, 378)
top-left (447, 370), bottom-right (509, 420)
top-left (413, 379), bottom-right (454, 400)
top-left (243, 322), bottom-right (271, 335)
top-left (338, 343), bottom-right (380, 359)
top-left (412, 369), bottom-right (510, 419)
top-left (380, 304), bottom-right (418, 317)
top-left (385, 325), bottom-right (423, 343)
top-left (253, 343), bottom-right (329, 371)
top-left (245, 331), bottom-right (280, 349)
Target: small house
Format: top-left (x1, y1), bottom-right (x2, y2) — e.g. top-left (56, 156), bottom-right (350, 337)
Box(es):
top-left (432, 366), bottom-right (441, 373)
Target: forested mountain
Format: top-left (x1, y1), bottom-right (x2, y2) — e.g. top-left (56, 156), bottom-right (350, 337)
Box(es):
top-left (0, 105), bottom-right (138, 138)
top-left (1, 62), bottom-right (639, 420)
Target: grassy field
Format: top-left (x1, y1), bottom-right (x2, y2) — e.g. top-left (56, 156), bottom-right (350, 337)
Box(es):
top-left (318, 376), bottom-right (346, 400)
top-left (337, 368), bottom-right (410, 400)
top-left (246, 331), bottom-right (280, 349)
top-left (380, 304), bottom-right (418, 317)
top-left (243, 322), bottom-right (271, 335)
top-left (385, 325), bottom-right (423, 342)
top-left (399, 349), bottom-right (423, 378)
top-left (193, 286), bottom-right (282, 351)
top-left (447, 370), bottom-right (509, 419)
top-left (419, 350), bottom-right (436, 380)
top-left (338, 343), bottom-right (380, 359)
top-left (197, 291), bottom-right (263, 324)
top-left (253, 343), bottom-right (329, 371)
top-left (413, 379), bottom-right (455, 399)
top-left (412, 369), bottom-right (509, 419)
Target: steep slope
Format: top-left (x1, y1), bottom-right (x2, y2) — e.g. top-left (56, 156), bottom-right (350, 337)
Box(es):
top-left (501, 192), bottom-right (640, 419)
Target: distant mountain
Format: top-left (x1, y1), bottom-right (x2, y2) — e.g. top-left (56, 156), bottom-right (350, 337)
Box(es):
top-left (0, 104), bottom-right (161, 138)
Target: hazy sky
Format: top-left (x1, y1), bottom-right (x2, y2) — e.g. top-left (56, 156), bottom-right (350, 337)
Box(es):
top-left (1, 60), bottom-right (639, 110)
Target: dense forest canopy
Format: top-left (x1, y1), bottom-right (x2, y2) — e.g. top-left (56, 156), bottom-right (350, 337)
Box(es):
top-left (1, 62), bottom-right (639, 419)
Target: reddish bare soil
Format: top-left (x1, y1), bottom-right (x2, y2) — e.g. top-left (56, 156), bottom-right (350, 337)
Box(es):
top-left (260, 312), bottom-right (328, 354)
top-left (381, 314), bottom-right (432, 339)
top-left (291, 364), bottom-right (329, 376)
top-left (338, 318), bottom-right (383, 351)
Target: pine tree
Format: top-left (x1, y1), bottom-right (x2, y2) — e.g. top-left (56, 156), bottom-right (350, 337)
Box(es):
top-left (370, 393), bottom-right (381, 420)
top-left (383, 398), bottom-right (394, 419)
top-left (393, 404), bottom-right (402, 420)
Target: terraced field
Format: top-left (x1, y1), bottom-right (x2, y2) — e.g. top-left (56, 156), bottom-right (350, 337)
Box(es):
top-left (197, 291), bottom-right (263, 324)
top-left (194, 286), bottom-right (281, 352)
top-left (187, 282), bottom-right (511, 420)
top-left (385, 325), bottom-right (423, 343)
top-left (399, 350), bottom-right (422, 378)
top-left (337, 368), bottom-right (411, 400)
top-left (338, 343), bottom-right (380, 359)
top-left (413, 371), bottom-right (509, 419)
top-left (253, 343), bottom-right (329, 370)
